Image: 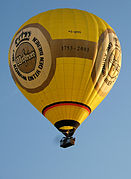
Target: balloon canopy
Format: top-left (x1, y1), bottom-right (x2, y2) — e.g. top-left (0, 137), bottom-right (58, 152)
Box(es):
top-left (9, 9), bottom-right (121, 145)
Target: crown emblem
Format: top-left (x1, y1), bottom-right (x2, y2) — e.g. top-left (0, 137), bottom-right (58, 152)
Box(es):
top-left (15, 31), bottom-right (31, 47)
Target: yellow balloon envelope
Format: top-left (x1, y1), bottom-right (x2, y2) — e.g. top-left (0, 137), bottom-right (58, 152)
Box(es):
top-left (9, 9), bottom-right (121, 145)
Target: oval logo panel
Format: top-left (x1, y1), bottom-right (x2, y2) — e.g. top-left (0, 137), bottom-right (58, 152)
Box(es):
top-left (92, 29), bottom-right (122, 97)
top-left (9, 23), bottom-right (55, 93)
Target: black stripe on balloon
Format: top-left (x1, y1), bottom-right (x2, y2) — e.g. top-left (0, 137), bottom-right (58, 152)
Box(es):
top-left (42, 101), bottom-right (91, 115)
top-left (54, 120), bottom-right (80, 130)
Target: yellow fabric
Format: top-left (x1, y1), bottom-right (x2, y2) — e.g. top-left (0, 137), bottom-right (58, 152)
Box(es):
top-left (9, 9), bottom-right (121, 130)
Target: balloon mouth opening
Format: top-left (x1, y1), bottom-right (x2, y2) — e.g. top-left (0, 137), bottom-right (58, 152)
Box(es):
top-left (59, 126), bottom-right (74, 136)
top-left (59, 128), bottom-right (76, 137)
top-left (54, 120), bottom-right (80, 137)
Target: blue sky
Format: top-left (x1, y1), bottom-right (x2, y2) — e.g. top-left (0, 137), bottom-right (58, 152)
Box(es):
top-left (0, 0), bottom-right (131, 179)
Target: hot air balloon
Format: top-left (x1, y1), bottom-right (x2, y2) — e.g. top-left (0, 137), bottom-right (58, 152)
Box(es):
top-left (8, 9), bottom-right (121, 148)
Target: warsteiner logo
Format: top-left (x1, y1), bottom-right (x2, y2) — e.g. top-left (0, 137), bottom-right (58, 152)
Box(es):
top-left (102, 41), bottom-right (121, 86)
top-left (15, 43), bottom-right (36, 73)
top-left (9, 24), bottom-right (55, 93)
top-left (92, 29), bottom-right (121, 97)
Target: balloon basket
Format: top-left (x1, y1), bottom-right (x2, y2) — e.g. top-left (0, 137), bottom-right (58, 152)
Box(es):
top-left (60, 137), bottom-right (75, 148)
